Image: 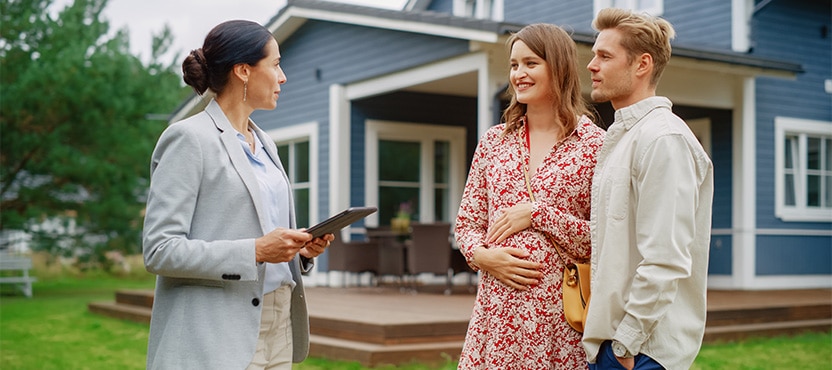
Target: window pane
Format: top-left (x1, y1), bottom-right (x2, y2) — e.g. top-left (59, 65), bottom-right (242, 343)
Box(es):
top-left (808, 137), bottom-right (820, 170)
top-left (379, 140), bottom-right (420, 182)
top-left (295, 141), bottom-right (310, 183)
top-left (294, 188), bottom-right (310, 228)
top-left (785, 174), bottom-right (796, 206)
top-left (434, 141), bottom-right (449, 184)
top-left (379, 186), bottom-right (419, 226)
top-left (826, 138), bottom-right (832, 171)
top-left (277, 144), bottom-right (290, 175)
top-left (807, 175), bottom-right (820, 207)
top-left (825, 175), bottom-right (832, 208)
top-left (784, 136), bottom-right (795, 169)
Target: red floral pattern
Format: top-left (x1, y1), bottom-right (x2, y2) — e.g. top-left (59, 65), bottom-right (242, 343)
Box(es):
top-left (455, 116), bottom-right (605, 370)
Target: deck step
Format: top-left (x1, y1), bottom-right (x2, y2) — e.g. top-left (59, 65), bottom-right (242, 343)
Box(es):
top-left (88, 301), bottom-right (152, 324)
top-left (704, 318), bottom-right (832, 343)
top-left (309, 334), bottom-right (462, 367)
top-left (88, 287), bottom-right (832, 367)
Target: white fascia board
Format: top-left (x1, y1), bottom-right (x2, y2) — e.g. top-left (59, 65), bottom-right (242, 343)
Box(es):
top-left (346, 52), bottom-right (488, 100)
top-left (268, 6), bottom-right (499, 44)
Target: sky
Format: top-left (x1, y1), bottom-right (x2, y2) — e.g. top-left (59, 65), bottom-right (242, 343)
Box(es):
top-left (55, 0), bottom-right (408, 64)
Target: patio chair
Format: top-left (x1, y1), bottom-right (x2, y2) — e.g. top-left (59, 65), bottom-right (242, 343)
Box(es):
top-left (366, 226), bottom-right (407, 283)
top-left (407, 222), bottom-right (454, 294)
top-left (327, 235), bottom-right (379, 286)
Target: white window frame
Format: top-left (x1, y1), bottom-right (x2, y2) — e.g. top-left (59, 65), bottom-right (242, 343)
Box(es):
top-left (365, 120), bottom-right (466, 226)
top-left (774, 117), bottom-right (832, 222)
top-left (267, 122), bottom-right (319, 228)
top-left (453, 0), bottom-right (503, 20)
top-left (594, 0), bottom-right (664, 16)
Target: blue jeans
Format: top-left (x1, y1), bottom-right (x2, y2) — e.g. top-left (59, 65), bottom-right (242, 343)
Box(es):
top-left (588, 341), bottom-right (665, 370)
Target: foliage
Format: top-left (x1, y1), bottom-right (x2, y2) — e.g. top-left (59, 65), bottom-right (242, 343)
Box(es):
top-left (0, 0), bottom-right (189, 264)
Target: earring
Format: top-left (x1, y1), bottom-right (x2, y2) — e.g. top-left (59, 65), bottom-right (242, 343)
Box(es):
top-left (243, 81), bottom-right (247, 102)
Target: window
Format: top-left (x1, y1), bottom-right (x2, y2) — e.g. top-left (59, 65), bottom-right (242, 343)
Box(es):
top-left (277, 139), bottom-right (311, 228)
top-left (594, 0), bottom-right (663, 16)
top-left (775, 117), bottom-right (832, 222)
top-left (269, 123), bottom-right (318, 228)
top-left (366, 121), bottom-right (465, 227)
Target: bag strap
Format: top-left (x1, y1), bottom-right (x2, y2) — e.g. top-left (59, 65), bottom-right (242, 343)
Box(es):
top-left (523, 163), bottom-right (571, 265)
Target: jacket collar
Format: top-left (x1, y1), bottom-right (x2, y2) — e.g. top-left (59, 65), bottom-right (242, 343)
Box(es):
top-left (613, 96), bottom-right (672, 130)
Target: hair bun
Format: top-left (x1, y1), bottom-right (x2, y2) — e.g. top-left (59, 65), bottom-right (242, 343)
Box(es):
top-left (182, 48), bottom-right (210, 95)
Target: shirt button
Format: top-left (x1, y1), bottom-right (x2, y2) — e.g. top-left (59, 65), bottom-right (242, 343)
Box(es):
top-left (251, 298), bottom-right (260, 307)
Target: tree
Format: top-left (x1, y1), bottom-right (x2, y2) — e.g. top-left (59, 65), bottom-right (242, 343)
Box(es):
top-left (0, 0), bottom-right (190, 264)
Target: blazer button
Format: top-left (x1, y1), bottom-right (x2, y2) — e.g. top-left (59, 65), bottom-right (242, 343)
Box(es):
top-left (252, 298), bottom-right (260, 307)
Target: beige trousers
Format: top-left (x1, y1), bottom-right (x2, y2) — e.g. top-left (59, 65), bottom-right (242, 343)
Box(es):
top-left (247, 285), bottom-right (293, 370)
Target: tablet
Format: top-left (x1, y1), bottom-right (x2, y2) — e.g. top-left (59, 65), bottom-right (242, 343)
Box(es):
top-left (305, 206), bottom-right (378, 238)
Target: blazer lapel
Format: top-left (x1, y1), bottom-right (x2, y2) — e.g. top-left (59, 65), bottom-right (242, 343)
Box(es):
top-left (204, 100), bottom-right (269, 233)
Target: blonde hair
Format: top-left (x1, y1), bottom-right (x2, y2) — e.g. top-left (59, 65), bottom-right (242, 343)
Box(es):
top-left (501, 23), bottom-right (593, 136)
top-left (592, 8), bottom-right (676, 86)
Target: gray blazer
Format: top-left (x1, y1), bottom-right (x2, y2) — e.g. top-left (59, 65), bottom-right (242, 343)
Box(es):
top-left (142, 99), bottom-right (310, 369)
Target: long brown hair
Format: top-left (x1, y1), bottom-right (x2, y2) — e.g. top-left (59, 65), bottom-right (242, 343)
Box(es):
top-left (501, 23), bottom-right (593, 136)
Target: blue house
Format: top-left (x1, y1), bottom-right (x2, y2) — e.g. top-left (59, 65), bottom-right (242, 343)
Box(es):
top-left (171, 0), bottom-right (831, 290)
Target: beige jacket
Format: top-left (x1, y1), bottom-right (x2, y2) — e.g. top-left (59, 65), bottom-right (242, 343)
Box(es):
top-left (583, 97), bottom-right (714, 370)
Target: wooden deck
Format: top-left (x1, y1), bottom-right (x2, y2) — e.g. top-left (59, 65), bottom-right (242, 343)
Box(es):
top-left (89, 284), bottom-right (832, 367)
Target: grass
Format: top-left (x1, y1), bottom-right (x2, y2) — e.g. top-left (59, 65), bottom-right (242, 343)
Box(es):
top-left (1, 260), bottom-right (830, 369)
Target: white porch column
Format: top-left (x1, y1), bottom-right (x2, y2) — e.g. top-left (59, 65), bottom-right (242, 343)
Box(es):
top-left (732, 77), bottom-right (757, 289)
top-left (329, 84), bottom-right (351, 237)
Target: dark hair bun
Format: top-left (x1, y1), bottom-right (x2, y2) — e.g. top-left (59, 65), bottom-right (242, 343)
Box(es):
top-left (182, 48), bottom-right (209, 95)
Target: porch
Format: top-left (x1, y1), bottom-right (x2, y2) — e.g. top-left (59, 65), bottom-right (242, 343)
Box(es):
top-left (89, 285), bottom-right (831, 367)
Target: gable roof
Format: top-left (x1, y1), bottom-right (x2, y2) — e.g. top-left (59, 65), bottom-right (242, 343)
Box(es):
top-left (271, 0), bottom-right (802, 73)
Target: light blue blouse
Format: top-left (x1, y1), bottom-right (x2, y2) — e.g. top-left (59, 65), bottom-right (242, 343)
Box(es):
top-left (237, 129), bottom-right (294, 292)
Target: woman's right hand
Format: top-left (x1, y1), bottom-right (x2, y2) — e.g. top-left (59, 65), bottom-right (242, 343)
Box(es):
top-left (473, 246), bottom-right (542, 290)
top-left (254, 228), bottom-right (313, 263)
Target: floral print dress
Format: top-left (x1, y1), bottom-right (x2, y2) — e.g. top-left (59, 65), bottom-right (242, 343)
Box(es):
top-left (455, 116), bottom-right (604, 370)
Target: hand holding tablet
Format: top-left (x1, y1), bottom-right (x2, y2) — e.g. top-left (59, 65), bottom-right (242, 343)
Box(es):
top-left (306, 206), bottom-right (377, 238)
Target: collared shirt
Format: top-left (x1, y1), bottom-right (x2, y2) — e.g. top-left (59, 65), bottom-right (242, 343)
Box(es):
top-left (583, 97), bottom-right (714, 370)
top-left (237, 129), bottom-right (295, 292)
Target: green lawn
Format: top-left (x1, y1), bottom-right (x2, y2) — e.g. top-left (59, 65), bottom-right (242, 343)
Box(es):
top-left (1, 274), bottom-right (829, 369)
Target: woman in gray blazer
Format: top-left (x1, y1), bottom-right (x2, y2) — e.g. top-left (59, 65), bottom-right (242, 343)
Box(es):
top-left (142, 20), bottom-right (333, 370)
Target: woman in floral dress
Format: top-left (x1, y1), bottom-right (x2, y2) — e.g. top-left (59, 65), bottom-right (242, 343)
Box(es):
top-left (455, 23), bottom-right (605, 369)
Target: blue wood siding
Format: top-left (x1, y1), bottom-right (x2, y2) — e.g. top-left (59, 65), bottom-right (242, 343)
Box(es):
top-left (708, 235), bottom-right (732, 275)
top-left (251, 20), bottom-right (470, 220)
top-left (756, 235), bottom-right (832, 275)
top-left (503, 0), bottom-right (594, 33)
top-left (751, 0), bottom-right (831, 231)
top-left (663, 0), bottom-right (731, 49)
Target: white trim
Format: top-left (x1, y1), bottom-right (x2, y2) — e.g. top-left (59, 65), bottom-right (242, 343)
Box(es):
top-left (329, 85), bottom-right (351, 239)
top-left (364, 120), bottom-right (466, 226)
top-left (712, 228), bottom-right (832, 237)
top-left (271, 6), bottom-right (499, 44)
top-left (593, 0), bottom-right (664, 16)
top-left (708, 275), bottom-right (832, 290)
top-left (731, 0), bottom-right (753, 52)
top-left (345, 52), bottom-right (489, 100)
top-left (732, 77), bottom-right (756, 289)
top-left (774, 117), bottom-right (832, 222)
